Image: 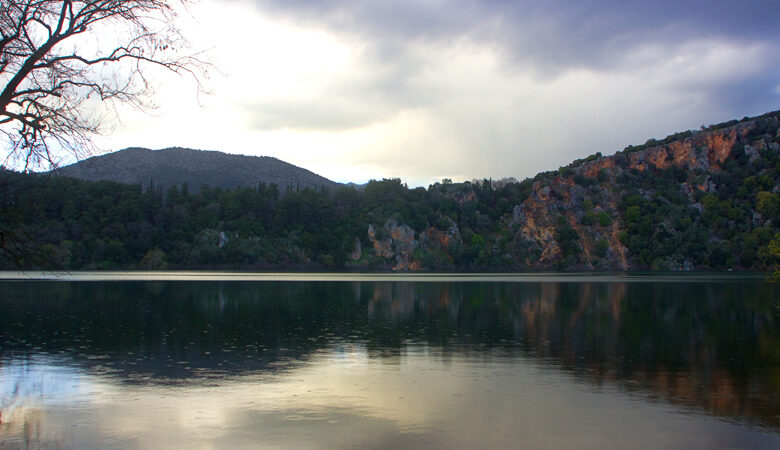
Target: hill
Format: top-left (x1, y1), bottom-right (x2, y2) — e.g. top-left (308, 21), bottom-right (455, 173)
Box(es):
top-left (2, 111), bottom-right (778, 271)
top-left (503, 111), bottom-right (780, 270)
top-left (54, 147), bottom-right (338, 192)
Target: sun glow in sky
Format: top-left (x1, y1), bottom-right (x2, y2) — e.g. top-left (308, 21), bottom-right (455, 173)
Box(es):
top-left (96, 0), bottom-right (780, 186)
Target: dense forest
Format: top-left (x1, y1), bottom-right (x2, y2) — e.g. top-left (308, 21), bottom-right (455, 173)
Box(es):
top-left (1, 111), bottom-right (779, 271)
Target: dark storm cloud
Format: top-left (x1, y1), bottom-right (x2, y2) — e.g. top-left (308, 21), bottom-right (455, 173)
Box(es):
top-left (250, 0), bottom-right (780, 72)
top-left (236, 0), bottom-right (780, 135)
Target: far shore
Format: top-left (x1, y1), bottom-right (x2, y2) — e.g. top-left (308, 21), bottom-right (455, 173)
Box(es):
top-left (0, 271), bottom-right (769, 283)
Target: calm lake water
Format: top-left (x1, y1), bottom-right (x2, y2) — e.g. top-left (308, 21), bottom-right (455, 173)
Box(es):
top-left (0, 273), bottom-right (778, 449)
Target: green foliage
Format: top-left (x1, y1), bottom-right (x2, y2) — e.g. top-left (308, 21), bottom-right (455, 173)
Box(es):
top-left (767, 234), bottom-right (780, 281)
top-left (1, 169), bottom-right (530, 270)
top-left (624, 205), bottom-right (641, 223)
top-left (1, 110), bottom-right (778, 271)
top-left (569, 152), bottom-right (603, 168)
top-left (559, 167), bottom-right (574, 177)
top-left (594, 239), bottom-right (609, 258)
top-left (140, 248), bottom-right (168, 269)
top-left (597, 211), bottom-right (611, 227)
top-left (556, 217), bottom-right (580, 260)
top-left (581, 210), bottom-right (596, 226)
top-left (756, 191), bottom-right (779, 218)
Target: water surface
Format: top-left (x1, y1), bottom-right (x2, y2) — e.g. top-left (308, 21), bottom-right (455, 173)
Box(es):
top-left (0, 273), bottom-right (778, 448)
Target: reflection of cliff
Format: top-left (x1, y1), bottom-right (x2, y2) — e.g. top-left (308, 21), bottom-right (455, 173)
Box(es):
top-left (365, 282), bottom-right (460, 321)
top-left (350, 280), bottom-right (780, 429)
top-left (504, 281), bottom-right (779, 429)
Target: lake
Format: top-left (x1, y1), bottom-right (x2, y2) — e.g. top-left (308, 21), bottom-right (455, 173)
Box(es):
top-left (0, 273), bottom-right (778, 449)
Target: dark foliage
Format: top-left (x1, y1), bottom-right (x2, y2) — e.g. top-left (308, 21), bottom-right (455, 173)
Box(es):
top-left (1, 111), bottom-right (779, 271)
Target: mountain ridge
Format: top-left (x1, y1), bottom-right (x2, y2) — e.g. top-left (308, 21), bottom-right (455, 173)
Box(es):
top-left (505, 111), bottom-right (779, 270)
top-left (54, 147), bottom-right (338, 192)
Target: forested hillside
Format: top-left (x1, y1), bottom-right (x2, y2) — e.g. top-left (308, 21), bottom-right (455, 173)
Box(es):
top-left (55, 147), bottom-right (338, 192)
top-left (1, 111), bottom-right (779, 271)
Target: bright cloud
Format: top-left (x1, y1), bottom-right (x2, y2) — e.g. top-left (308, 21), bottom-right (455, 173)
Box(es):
top-left (95, 0), bottom-right (780, 186)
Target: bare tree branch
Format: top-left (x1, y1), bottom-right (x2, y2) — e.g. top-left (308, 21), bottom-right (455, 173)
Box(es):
top-left (0, 0), bottom-right (208, 171)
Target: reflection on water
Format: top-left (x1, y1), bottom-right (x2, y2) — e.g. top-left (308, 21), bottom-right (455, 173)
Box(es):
top-left (0, 356), bottom-right (93, 446)
top-left (0, 277), bottom-right (778, 448)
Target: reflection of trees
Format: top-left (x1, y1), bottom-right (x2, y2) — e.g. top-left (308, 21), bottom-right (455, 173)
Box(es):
top-left (0, 282), bottom-right (366, 381)
top-left (0, 279), bottom-right (778, 428)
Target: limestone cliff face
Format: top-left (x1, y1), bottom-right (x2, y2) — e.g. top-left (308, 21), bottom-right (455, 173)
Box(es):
top-left (508, 115), bottom-right (779, 270)
top-left (578, 121), bottom-right (771, 179)
top-left (348, 238), bottom-right (362, 261)
top-left (367, 221), bottom-right (422, 271)
top-left (361, 216), bottom-right (465, 271)
top-left (354, 111), bottom-right (779, 271)
top-left (420, 217), bottom-right (461, 251)
top-left (510, 176), bottom-right (628, 270)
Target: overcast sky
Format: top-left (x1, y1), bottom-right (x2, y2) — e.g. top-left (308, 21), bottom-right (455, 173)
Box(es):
top-left (98, 0), bottom-right (780, 186)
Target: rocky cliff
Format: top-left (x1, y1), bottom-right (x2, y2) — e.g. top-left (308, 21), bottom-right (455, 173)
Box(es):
top-left (356, 111), bottom-right (780, 271)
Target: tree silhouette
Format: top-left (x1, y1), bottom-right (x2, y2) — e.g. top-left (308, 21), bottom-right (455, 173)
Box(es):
top-left (0, 0), bottom-right (206, 169)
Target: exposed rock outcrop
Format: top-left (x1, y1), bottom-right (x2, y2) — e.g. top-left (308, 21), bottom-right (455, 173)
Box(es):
top-left (368, 220), bottom-right (421, 271)
top-left (507, 115), bottom-right (779, 270)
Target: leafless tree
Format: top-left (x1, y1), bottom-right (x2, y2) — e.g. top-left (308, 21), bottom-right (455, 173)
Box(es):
top-left (0, 0), bottom-right (206, 170)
